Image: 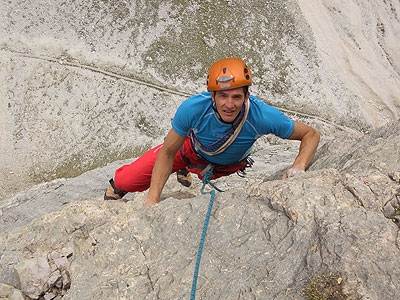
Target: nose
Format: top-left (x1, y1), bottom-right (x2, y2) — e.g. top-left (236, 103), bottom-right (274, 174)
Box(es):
top-left (225, 97), bottom-right (235, 108)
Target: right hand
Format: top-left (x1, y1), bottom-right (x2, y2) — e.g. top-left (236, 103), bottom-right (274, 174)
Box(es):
top-left (143, 196), bottom-right (159, 207)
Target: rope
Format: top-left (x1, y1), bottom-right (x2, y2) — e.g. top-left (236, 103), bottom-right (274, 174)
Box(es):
top-left (190, 166), bottom-right (223, 300)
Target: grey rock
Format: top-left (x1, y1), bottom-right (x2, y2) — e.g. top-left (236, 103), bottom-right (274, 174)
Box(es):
top-left (0, 120), bottom-right (399, 299)
top-left (0, 266), bottom-right (21, 290)
top-left (1, 0), bottom-right (400, 200)
top-left (0, 282), bottom-right (25, 300)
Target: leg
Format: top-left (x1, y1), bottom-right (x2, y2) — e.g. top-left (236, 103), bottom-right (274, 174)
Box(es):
top-left (105, 143), bottom-right (188, 199)
top-left (113, 144), bottom-right (163, 193)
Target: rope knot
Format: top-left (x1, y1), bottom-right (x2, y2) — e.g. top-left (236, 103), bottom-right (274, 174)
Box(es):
top-left (200, 164), bottom-right (224, 194)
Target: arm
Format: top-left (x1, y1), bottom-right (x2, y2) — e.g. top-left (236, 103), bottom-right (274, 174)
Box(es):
top-left (143, 129), bottom-right (187, 207)
top-left (282, 121), bottom-right (320, 179)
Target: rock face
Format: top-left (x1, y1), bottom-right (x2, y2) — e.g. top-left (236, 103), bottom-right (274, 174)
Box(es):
top-left (1, 0), bottom-right (400, 198)
top-left (0, 120), bottom-right (399, 299)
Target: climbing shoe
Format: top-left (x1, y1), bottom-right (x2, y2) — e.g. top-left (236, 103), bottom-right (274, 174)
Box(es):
top-left (177, 168), bottom-right (192, 187)
top-left (104, 178), bottom-right (127, 200)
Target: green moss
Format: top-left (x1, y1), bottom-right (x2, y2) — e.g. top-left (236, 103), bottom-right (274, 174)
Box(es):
top-left (135, 113), bottom-right (162, 138)
top-left (29, 145), bottom-right (150, 183)
top-left (95, 0), bottom-right (130, 22)
top-left (139, 0), bottom-right (311, 95)
top-left (303, 273), bottom-right (361, 300)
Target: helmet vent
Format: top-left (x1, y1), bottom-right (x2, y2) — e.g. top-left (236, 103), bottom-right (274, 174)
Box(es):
top-left (217, 75), bottom-right (234, 83)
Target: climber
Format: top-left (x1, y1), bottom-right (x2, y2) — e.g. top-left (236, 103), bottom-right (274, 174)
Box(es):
top-left (104, 57), bottom-right (320, 206)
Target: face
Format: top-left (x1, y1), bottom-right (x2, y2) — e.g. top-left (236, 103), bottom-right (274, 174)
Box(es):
top-left (212, 87), bottom-right (249, 123)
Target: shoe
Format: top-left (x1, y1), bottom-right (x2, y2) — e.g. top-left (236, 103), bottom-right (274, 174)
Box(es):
top-left (104, 178), bottom-right (127, 200)
top-left (177, 168), bottom-right (192, 187)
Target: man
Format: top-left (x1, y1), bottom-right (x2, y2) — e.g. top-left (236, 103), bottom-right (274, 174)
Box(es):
top-left (104, 57), bottom-right (320, 206)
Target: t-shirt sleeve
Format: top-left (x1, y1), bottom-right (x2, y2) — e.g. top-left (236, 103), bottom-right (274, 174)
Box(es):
top-left (252, 97), bottom-right (295, 139)
top-left (171, 97), bottom-right (194, 137)
top-left (268, 106), bottom-right (295, 139)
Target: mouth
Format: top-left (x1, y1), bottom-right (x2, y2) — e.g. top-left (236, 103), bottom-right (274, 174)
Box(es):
top-left (222, 109), bottom-right (236, 117)
top-left (220, 109), bottom-right (238, 121)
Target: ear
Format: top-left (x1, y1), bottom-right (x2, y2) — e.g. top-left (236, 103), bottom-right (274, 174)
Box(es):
top-left (244, 91), bottom-right (250, 102)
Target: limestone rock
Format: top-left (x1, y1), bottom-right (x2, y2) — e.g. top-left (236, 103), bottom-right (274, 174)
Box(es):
top-left (1, 0), bottom-right (400, 199)
top-left (0, 120), bottom-right (399, 299)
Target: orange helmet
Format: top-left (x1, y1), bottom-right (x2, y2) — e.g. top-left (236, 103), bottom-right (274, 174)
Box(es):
top-left (206, 57), bottom-right (252, 91)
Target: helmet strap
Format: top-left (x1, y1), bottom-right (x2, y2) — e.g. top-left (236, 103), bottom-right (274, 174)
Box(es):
top-left (211, 101), bottom-right (224, 122)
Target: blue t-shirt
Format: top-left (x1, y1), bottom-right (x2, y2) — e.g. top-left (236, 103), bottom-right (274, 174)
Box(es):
top-left (172, 92), bottom-right (294, 165)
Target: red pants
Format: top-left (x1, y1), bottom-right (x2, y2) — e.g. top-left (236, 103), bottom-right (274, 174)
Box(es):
top-left (113, 138), bottom-right (247, 192)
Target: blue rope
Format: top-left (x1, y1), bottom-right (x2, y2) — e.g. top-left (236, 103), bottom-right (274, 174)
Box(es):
top-left (190, 166), bottom-right (223, 300)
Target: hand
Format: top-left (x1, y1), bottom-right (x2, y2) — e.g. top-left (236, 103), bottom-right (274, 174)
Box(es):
top-left (143, 199), bottom-right (158, 207)
top-left (282, 167), bottom-right (305, 180)
top-left (143, 196), bottom-right (159, 207)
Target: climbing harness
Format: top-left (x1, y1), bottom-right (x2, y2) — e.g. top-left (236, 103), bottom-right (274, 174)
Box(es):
top-left (179, 138), bottom-right (252, 179)
top-left (190, 164), bottom-right (223, 300)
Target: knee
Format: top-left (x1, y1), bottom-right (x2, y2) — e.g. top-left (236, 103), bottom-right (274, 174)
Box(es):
top-left (113, 165), bottom-right (151, 193)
